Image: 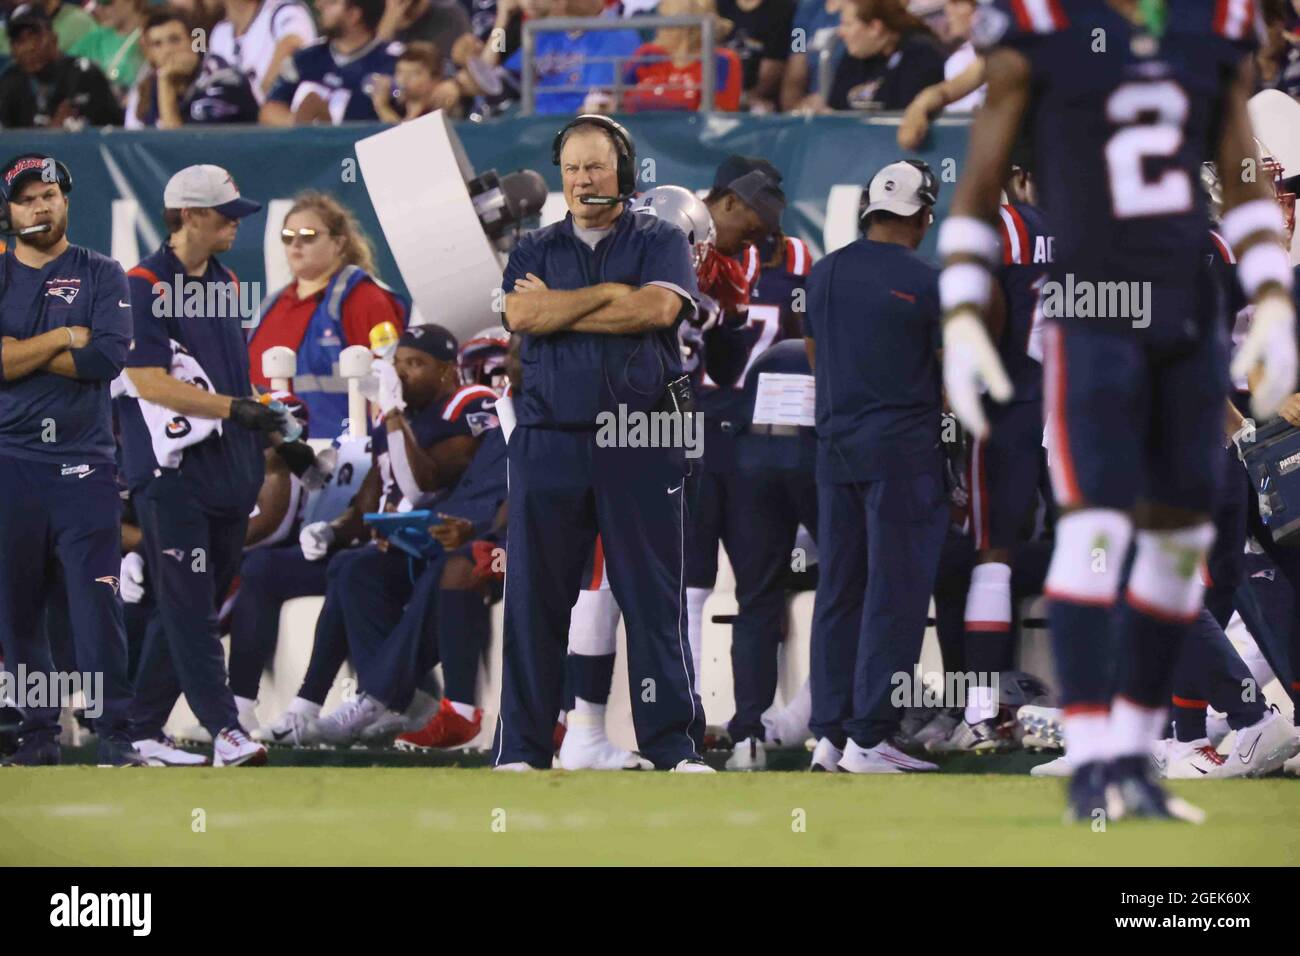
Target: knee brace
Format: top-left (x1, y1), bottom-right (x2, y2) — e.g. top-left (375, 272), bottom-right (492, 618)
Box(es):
top-left (1126, 523), bottom-right (1216, 624)
top-left (1044, 509), bottom-right (1134, 605)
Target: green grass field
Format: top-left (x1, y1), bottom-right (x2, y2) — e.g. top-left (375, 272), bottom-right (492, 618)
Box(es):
top-left (3, 761), bottom-right (1298, 866)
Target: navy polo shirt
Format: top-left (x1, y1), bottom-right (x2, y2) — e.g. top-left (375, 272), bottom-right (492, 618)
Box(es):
top-left (803, 239), bottom-right (942, 482)
top-left (0, 245), bottom-right (131, 466)
top-left (119, 242), bottom-right (263, 517)
top-left (501, 207), bottom-right (698, 429)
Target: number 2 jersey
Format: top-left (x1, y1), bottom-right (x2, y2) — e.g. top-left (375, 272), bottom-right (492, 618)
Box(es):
top-left (976, 0), bottom-right (1259, 333)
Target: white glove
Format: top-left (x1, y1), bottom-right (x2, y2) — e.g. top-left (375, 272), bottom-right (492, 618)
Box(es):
top-left (120, 551), bottom-right (145, 604)
top-left (300, 521), bottom-right (336, 561)
top-left (1231, 292), bottom-right (1298, 420)
top-left (1230, 418), bottom-right (1256, 460)
top-left (375, 360), bottom-right (406, 416)
top-left (942, 310), bottom-right (1014, 440)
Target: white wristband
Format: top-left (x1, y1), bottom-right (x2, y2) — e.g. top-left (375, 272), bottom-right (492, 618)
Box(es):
top-left (1237, 241), bottom-right (1295, 299)
top-left (939, 262), bottom-right (993, 313)
top-left (64, 327), bottom-right (75, 348)
top-left (937, 215), bottom-right (1001, 265)
top-left (1221, 198), bottom-right (1286, 250)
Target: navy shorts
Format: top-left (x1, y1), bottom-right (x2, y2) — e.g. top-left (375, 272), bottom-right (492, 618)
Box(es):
top-left (968, 399), bottom-right (1044, 550)
top-left (1042, 321), bottom-right (1227, 514)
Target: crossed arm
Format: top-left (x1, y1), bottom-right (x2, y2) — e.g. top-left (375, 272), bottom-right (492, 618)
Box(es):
top-left (503, 274), bottom-right (684, 336)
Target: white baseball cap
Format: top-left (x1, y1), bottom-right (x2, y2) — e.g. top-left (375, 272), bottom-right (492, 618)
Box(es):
top-left (163, 164), bottom-right (262, 219)
top-left (862, 160), bottom-right (939, 217)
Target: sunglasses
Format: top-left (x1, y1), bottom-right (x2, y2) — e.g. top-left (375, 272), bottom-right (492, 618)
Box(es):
top-left (280, 227), bottom-right (333, 245)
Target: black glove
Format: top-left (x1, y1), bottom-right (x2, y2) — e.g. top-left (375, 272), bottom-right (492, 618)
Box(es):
top-left (227, 397), bottom-right (283, 433)
top-left (274, 440), bottom-right (317, 479)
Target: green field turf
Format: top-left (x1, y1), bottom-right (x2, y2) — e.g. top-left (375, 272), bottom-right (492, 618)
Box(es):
top-left (3, 764), bottom-right (1297, 866)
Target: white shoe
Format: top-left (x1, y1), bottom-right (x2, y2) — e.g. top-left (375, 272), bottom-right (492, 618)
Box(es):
top-left (557, 712), bottom-right (652, 770)
top-left (671, 758), bottom-right (716, 773)
top-left (910, 710), bottom-right (960, 749)
top-left (1206, 711), bottom-right (1231, 748)
top-left (1017, 705), bottom-right (1064, 751)
top-left (1223, 710), bottom-right (1300, 777)
top-left (725, 736), bottom-right (767, 771)
top-left (809, 737), bottom-right (843, 772)
top-left (838, 738), bottom-right (938, 774)
top-left (252, 710), bottom-right (322, 748)
top-left (1283, 748), bottom-right (1300, 776)
top-left (133, 736), bottom-right (211, 767)
top-left (212, 727), bottom-right (267, 767)
top-left (172, 724), bottom-right (213, 746)
top-left (314, 694), bottom-right (386, 747)
top-left (761, 707), bottom-right (810, 750)
top-left (926, 717), bottom-right (1014, 754)
top-left (1029, 753), bottom-right (1073, 777)
top-left (234, 697), bottom-right (260, 734)
top-left (359, 692), bottom-right (438, 746)
top-left (1162, 738), bottom-right (1226, 779)
top-left (493, 762), bottom-right (534, 772)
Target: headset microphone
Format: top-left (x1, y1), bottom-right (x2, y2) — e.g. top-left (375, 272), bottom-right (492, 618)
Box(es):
top-left (578, 192), bottom-right (635, 207)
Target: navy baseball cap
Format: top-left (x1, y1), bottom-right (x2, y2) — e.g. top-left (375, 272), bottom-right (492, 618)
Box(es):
top-left (712, 155), bottom-right (786, 233)
top-left (6, 3), bottom-right (52, 42)
top-left (398, 324), bottom-right (459, 362)
top-left (1, 153), bottom-right (63, 199)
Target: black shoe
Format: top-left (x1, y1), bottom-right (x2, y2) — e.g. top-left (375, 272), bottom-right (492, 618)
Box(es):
top-left (1063, 759), bottom-right (1113, 824)
top-left (0, 706), bottom-right (20, 759)
top-left (96, 737), bottom-right (149, 768)
top-left (1, 737), bottom-right (60, 766)
top-left (1108, 754), bottom-right (1206, 823)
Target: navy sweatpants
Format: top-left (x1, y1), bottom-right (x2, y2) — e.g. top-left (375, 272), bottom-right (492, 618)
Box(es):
top-left (493, 426), bottom-right (703, 769)
top-left (129, 471), bottom-right (245, 740)
top-left (810, 468), bottom-right (949, 749)
top-left (0, 457), bottom-right (133, 746)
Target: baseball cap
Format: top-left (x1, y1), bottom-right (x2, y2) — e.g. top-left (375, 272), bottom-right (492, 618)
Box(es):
top-left (163, 165), bottom-right (262, 219)
top-left (1, 153), bottom-right (62, 200)
top-left (398, 324), bottom-right (458, 362)
top-left (862, 160), bottom-right (939, 218)
top-left (6, 3), bottom-right (52, 42)
top-left (713, 155), bottom-right (786, 233)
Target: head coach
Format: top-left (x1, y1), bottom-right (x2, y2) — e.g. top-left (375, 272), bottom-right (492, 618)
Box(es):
top-left (0, 154), bottom-right (144, 766)
top-left (492, 115), bottom-right (710, 772)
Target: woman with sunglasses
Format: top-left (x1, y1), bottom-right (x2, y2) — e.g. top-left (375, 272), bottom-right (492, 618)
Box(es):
top-left (247, 191), bottom-right (407, 438)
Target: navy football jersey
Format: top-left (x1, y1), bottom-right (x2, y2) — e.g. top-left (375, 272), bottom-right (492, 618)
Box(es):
top-left (267, 37), bottom-right (402, 122)
top-left (976, 0), bottom-right (1259, 305)
top-left (995, 202), bottom-right (1053, 404)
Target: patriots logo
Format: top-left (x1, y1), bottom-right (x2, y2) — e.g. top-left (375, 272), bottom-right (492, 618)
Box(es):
top-left (163, 548), bottom-right (186, 562)
top-left (94, 576), bottom-right (120, 596)
top-left (465, 411), bottom-right (500, 437)
top-left (970, 5), bottom-right (1011, 51)
top-left (46, 285), bottom-right (79, 304)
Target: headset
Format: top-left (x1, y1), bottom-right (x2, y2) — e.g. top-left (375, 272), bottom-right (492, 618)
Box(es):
top-left (0, 154), bottom-right (73, 236)
top-left (551, 114), bottom-right (636, 206)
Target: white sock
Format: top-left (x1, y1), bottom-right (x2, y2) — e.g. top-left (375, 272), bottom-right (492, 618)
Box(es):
top-left (687, 586), bottom-right (709, 690)
top-left (234, 695), bottom-right (258, 728)
top-left (964, 685), bottom-right (998, 724)
top-left (1109, 697), bottom-right (1166, 759)
top-left (1063, 711), bottom-right (1111, 765)
top-left (287, 697), bottom-right (321, 719)
top-left (573, 696), bottom-right (606, 718)
top-left (448, 700), bottom-right (477, 719)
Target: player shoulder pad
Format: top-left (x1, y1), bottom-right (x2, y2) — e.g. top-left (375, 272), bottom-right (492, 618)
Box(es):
top-left (997, 203), bottom-right (1032, 266)
top-left (972, 0), bottom-right (1067, 52)
top-left (443, 385), bottom-right (498, 422)
top-left (783, 236), bottom-right (812, 277)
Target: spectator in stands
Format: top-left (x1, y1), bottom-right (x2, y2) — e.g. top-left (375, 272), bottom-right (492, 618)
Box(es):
top-left (462, 0), bottom-right (503, 41)
top-left (169, 0), bottom-right (223, 38)
top-left (69, 0), bottom-right (147, 95)
top-left (0, 0), bottom-right (95, 58)
top-left (372, 40), bottom-right (461, 120)
top-left (262, 0), bottom-right (402, 124)
top-left (621, 0), bottom-right (742, 112)
top-left (827, 0), bottom-right (943, 112)
top-left (503, 0), bottom-right (641, 115)
top-left (126, 8), bottom-right (260, 128)
top-left (937, 0), bottom-right (980, 111)
top-left (715, 0), bottom-right (795, 113)
top-left (248, 191), bottom-right (407, 440)
top-left (378, 0), bottom-right (470, 59)
top-left (778, 0), bottom-right (843, 112)
top-left (209, 0), bottom-right (319, 104)
top-left (0, 4), bottom-right (122, 127)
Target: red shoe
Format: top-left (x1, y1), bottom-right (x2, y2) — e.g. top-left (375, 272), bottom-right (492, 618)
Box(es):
top-left (395, 699), bottom-right (482, 751)
top-left (553, 720), bottom-right (567, 755)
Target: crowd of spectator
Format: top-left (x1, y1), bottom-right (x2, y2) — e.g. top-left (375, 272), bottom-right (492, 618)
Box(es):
top-left (2, 0), bottom-right (1299, 128)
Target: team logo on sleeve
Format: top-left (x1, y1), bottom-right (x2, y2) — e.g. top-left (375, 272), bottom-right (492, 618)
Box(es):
top-left (971, 5), bottom-right (1011, 50)
top-left (465, 410), bottom-right (500, 436)
top-left (163, 548), bottom-right (186, 562)
top-left (94, 576), bottom-right (121, 596)
top-left (45, 278), bottom-right (81, 304)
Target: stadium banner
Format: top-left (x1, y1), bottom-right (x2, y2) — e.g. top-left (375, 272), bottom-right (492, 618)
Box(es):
top-left (3, 114), bottom-right (972, 316)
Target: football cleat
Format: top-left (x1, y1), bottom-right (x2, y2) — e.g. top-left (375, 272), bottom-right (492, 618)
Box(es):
top-left (671, 757), bottom-right (717, 773)
top-left (133, 736), bottom-right (210, 767)
top-left (359, 692), bottom-right (439, 746)
top-left (1107, 755), bottom-right (1205, 823)
top-left (1063, 759), bottom-right (1117, 823)
top-left (926, 717), bottom-right (1015, 754)
top-left (724, 736), bottom-right (767, 771)
top-left (213, 727), bottom-right (268, 767)
top-left (809, 737), bottom-right (843, 772)
top-left (315, 694), bottom-right (387, 747)
top-left (1030, 753), bottom-right (1073, 777)
top-left (394, 698), bottom-right (482, 751)
top-left (838, 738), bottom-right (938, 774)
top-left (1222, 709), bottom-right (1300, 777)
top-left (557, 711), bottom-right (652, 770)
top-left (252, 710), bottom-right (323, 748)
top-left (1017, 704), bottom-right (1064, 751)
top-left (1161, 738), bottom-right (1225, 779)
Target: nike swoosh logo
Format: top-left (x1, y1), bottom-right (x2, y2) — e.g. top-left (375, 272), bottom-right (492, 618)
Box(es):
top-left (271, 729), bottom-right (292, 742)
top-left (1193, 763), bottom-right (1207, 774)
top-left (77, 468), bottom-right (96, 479)
top-left (666, 484), bottom-right (683, 494)
top-left (119, 300), bottom-right (130, 307)
top-left (1240, 734), bottom-right (1261, 763)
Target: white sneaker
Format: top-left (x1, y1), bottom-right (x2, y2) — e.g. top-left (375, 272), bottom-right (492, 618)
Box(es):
top-left (172, 724), bottom-right (213, 746)
top-left (558, 712), bottom-right (653, 770)
top-left (671, 758), bottom-right (716, 773)
top-left (1029, 753), bottom-right (1073, 777)
top-left (1162, 738), bottom-right (1226, 779)
top-left (809, 737), bottom-right (843, 772)
top-left (1283, 748), bottom-right (1300, 776)
top-left (213, 727), bottom-right (267, 767)
top-left (725, 736), bottom-right (767, 771)
top-left (1206, 711), bottom-right (1231, 748)
top-left (1017, 705), bottom-right (1064, 751)
top-left (838, 738), bottom-right (938, 774)
top-left (314, 694), bottom-right (386, 747)
top-left (493, 762), bottom-right (534, 772)
top-left (1223, 710), bottom-right (1300, 777)
top-left (910, 710), bottom-right (960, 749)
top-left (926, 718), bottom-right (1014, 754)
top-left (359, 692), bottom-right (438, 746)
top-left (133, 736), bottom-right (211, 767)
top-left (252, 710), bottom-right (322, 748)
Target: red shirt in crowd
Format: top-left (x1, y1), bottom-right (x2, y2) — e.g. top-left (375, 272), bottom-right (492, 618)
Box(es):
top-left (622, 43), bottom-right (742, 113)
top-left (248, 277), bottom-right (404, 391)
